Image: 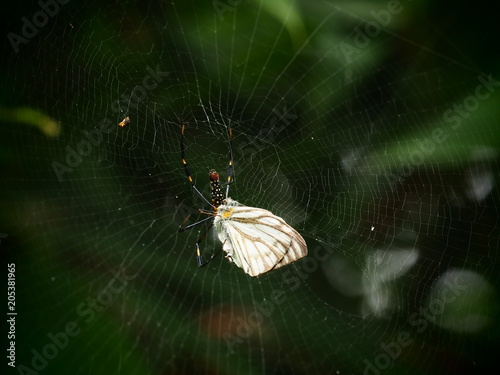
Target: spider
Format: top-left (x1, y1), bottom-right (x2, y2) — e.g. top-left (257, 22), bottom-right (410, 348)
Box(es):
top-left (178, 124), bottom-right (307, 277)
top-left (177, 124), bottom-right (234, 267)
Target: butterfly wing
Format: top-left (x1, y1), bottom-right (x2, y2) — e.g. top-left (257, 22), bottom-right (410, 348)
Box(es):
top-left (216, 205), bottom-right (307, 277)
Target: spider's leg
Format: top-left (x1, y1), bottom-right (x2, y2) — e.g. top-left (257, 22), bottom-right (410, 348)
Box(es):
top-left (181, 124), bottom-right (216, 208)
top-left (225, 127), bottom-right (234, 198)
top-left (178, 215), bottom-right (214, 233)
top-left (195, 221), bottom-right (222, 267)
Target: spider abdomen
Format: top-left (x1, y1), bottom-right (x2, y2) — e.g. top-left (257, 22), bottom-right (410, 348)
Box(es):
top-left (209, 169), bottom-right (224, 207)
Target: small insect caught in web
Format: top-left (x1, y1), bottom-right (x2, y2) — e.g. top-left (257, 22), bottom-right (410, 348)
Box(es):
top-left (178, 124), bottom-right (308, 277)
top-left (118, 116), bottom-right (130, 128)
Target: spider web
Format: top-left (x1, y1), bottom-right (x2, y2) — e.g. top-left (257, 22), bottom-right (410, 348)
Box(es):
top-left (2, 1), bottom-right (500, 374)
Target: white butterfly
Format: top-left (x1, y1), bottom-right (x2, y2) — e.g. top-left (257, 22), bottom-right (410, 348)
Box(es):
top-left (214, 198), bottom-right (308, 277)
top-left (179, 125), bottom-right (307, 276)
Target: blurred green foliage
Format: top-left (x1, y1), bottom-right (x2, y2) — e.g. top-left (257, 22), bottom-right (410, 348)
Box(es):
top-left (1, 1), bottom-right (499, 374)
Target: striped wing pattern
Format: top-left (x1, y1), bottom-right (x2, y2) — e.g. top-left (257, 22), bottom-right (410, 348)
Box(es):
top-left (214, 199), bottom-right (307, 277)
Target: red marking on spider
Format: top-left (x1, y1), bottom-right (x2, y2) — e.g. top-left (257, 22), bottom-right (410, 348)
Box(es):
top-left (209, 170), bottom-right (220, 181)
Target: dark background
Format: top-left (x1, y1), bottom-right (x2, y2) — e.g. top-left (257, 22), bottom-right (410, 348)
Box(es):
top-left (1, 1), bottom-right (500, 374)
